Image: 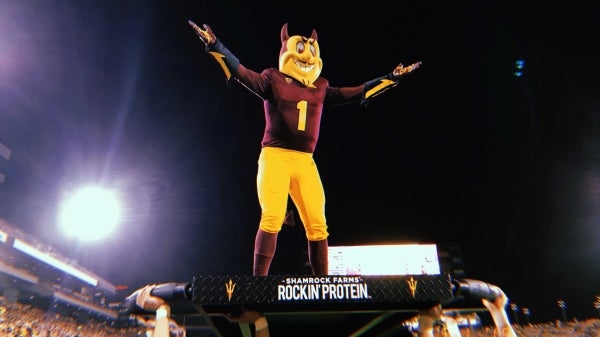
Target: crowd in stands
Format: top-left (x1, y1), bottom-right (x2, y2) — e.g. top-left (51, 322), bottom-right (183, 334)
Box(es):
top-left (0, 301), bottom-right (145, 337)
top-left (1, 296), bottom-right (599, 337)
top-left (449, 318), bottom-right (600, 337)
top-left (0, 220), bottom-right (119, 312)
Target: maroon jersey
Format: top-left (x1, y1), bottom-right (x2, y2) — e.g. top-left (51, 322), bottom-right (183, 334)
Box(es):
top-left (205, 39), bottom-right (399, 153)
top-left (236, 66), bottom-right (363, 153)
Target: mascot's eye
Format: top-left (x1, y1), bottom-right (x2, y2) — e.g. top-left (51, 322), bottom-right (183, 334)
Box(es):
top-left (309, 44), bottom-right (316, 56)
top-left (296, 41), bottom-right (305, 54)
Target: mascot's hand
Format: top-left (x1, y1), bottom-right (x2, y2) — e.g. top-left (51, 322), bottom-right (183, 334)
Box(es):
top-left (188, 20), bottom-right (216, 47)
top-left (392, 61), bottom-right (422, 79)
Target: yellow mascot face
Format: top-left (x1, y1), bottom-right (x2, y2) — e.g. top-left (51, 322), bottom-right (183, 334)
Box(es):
top-left (278, 23), bottom-right (323, 88)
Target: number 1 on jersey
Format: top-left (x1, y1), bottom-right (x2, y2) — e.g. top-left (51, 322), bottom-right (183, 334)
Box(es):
top-left (297, 100), bottom-right (307, 131)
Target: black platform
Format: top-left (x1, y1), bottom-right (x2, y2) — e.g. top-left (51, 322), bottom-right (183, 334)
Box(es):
top-left (157, 274), bottom-right (494, 337)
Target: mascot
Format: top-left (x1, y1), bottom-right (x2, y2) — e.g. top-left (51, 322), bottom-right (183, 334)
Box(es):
top-left (188, 19), bottom-right (421, 276)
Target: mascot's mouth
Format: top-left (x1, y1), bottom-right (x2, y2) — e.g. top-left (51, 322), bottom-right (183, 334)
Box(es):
top-left (294, 60), bottom-right (315, 72)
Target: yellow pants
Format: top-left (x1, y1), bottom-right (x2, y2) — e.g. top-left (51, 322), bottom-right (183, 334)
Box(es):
top-left (257, 147), bottom-right (329, 241)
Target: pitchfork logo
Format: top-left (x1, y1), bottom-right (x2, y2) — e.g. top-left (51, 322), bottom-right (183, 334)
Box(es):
top-left (225, 279), bottom-right (236, 301)
top-left (407, 276), bottom-right (418, 298)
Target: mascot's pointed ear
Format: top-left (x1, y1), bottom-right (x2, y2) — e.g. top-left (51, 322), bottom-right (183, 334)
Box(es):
top-left (281, 23), bottom-right (289, 43)
top-left (310, 29), bottom-right (318, 42)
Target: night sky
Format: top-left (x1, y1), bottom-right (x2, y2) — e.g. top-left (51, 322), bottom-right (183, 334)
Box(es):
top-left (0, 0), bottom-right (598, 323)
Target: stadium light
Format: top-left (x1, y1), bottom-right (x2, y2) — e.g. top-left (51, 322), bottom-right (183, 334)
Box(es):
top-left (522, 307), bottom-right (531, 325)
top-left (510, 303), bottom-right (520, 325)
top-left (58, 186), bottom-right (121, 242)
top-left (12, 239), bottom-right (99, 286)
top-left (557, 299), bottom-right (567, 322)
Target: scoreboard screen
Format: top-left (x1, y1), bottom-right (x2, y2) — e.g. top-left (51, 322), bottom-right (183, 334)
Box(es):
top-left (328, 243), bottom-right (441, 276)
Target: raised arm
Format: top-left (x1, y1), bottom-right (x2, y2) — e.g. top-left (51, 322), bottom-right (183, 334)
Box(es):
top-left (393, 61), bottom-right (422, 78)
top-left (188, 20), bottom-right (240, 82)
top-left (362, 61), bottom-right (422, 103)
top-left (482, 286), bottom-right (519, 337)
top-left (135, 284), bottom-right (172, 337)
top-left (188, 20), bottom-right (216, 47)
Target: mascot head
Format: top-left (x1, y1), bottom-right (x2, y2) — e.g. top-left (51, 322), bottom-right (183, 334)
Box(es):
top-left (278, 23), bottom-right (323, 87)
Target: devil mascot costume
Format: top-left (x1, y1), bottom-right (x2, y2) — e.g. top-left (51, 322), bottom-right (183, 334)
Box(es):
top-left (188, 19), bottom-right (421, 276)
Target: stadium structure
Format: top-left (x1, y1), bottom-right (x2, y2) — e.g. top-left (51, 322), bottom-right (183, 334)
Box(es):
top-left (1, 220), bottom-right (495, 337)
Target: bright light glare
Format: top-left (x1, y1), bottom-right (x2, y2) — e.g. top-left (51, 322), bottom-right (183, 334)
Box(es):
top-left (328, 244), bottom-right (440, 276)
top-left (59, 186), bottom-right (120, 241)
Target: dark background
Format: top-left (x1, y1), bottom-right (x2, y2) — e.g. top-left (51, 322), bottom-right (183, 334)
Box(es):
top-left (0, 0), bottom-right (598, 323)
